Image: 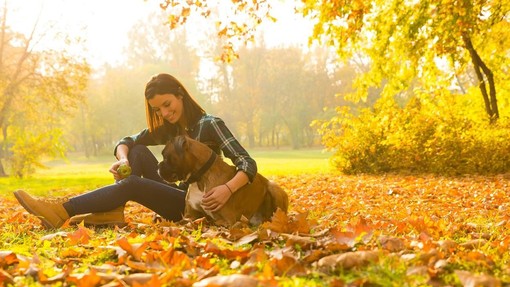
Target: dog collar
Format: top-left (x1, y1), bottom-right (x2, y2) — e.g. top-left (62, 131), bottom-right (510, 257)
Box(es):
top-left (184, 151), bottom-right (217, 184)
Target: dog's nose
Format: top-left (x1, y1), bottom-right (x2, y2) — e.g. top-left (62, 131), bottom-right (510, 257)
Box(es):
top-left (157, 162), bottom-right (166, 174)
top-left (158, 161), bottom-right (169, 170)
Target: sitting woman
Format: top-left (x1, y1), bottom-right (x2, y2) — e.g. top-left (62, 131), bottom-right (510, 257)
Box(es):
top-left (14, 73), bottom-right (257, 229)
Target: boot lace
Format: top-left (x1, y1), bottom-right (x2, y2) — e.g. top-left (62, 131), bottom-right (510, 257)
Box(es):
top-left (39, 196), bottom-right (69, 204)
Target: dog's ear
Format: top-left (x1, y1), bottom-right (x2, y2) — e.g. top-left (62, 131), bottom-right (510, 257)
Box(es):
top-left (173, 135), bottom-right (190, 157)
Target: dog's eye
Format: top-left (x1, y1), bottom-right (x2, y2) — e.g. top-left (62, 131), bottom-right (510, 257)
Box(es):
top-left (164, 155), bottom-right (178, 165)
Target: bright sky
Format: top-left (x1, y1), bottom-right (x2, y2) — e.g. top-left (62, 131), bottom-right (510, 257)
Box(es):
top-left (8, 0), bottom-right (157, 67)
top-left (7, 0), bottom-right (313, 69)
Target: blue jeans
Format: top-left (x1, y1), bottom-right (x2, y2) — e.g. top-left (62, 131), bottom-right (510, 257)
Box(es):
top-left (64, 145), bottom-right (186, 221)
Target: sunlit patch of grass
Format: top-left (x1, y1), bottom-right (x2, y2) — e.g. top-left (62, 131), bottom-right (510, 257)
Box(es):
top-left (356, 255), bottom-right (423, 286)
top-left (251, 148), bottom-right (334, 176)
top-left (0, 168), bottom-right (112, 198)
top-left (0, 149), bottom-right (333, 197)
top-left (85, 248), bottom-right (118, 267)
top-left (278, 275), bottom-right (329, 287)
top-left (0, 226), bottom-right (41, 256)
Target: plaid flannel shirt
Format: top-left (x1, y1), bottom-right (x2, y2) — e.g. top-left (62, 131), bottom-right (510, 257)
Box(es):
top-left (114, 114), bottom-right (257, 182)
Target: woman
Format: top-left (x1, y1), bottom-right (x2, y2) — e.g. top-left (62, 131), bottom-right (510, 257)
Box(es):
top-left (14, 73), bottom-right (257, 229)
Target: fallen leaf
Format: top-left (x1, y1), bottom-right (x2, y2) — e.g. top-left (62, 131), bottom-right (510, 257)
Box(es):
top-left (281, 233), bottom-right (316, 250)
top-left (270, 253), bottom-right (307, 276)
top-left (122, 273), bottom-right (160, 286)
top-left (116, 237), bottom-right (149, 261)
top-left (0, 251), bottom-right (18, 267)
top-left (262, 209), bottom-right (290, 233)
top-left (234, 231), bottom-right (258, 246)
top-left (40, 231), bottom-right (67, 241)
top-left (316, 250), bottom-right (379, 272)
top-left (67, 224), bottom-right (93, 245)
top-left (192, 274), bottom-right (259, 287)
top-left (455, 270), bottom-right (501, 287)
top-left (378, 236), bottom-right (406, 252)
top-left (0, 269), bottom-right (14, 285)
top-left (460, 239), bottom-right (488, 250)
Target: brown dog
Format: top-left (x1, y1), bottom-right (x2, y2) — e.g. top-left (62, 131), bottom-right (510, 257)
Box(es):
top-left (158, 135), bottom-right (288, 226)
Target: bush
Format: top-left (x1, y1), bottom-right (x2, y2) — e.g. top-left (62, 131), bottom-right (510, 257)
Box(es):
top-left (8, 128), bottom-right (67, 178)
top-left (314, 91), bottom-right (510, 175)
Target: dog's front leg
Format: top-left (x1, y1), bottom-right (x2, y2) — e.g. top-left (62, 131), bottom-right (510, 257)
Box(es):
top-left (184, 185), bottom-right (208, 220)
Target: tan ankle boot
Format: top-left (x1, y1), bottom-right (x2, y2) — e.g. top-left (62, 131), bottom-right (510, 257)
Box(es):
top-left (69, 206), bottom-right (126, 227)
top-left (13, 190), bottom-right (70, 229)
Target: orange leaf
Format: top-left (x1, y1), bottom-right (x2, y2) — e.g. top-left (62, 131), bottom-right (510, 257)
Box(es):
top-left (0, 251), bottom-right (19, 267)
top-left (60, 246), bottom-right (87, 258)
top-left (116, 237), bottom-right (148, 261)
top-left (193, 274), bottom-right (259, 287)
top-left (124, 273), bottom-right (161, 286)
top-left (455, 270), bottom-right (501, 287)
top-left (270, 254), bottom-right (307, 276)
top-left (262, 209), bottom-right (289, 233)
top-left (67, 269), bottom-right (102, 287)
top-left (0, 269), bottom-right (14, 285)
top-left (67, 224), bottom-right (93, 245)
top-left (330, 229), bottom-right (357, 247)
top-left (316, 250), bottom-right (379, 272)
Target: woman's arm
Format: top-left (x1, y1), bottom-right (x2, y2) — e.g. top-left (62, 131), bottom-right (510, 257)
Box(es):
top-left (115, 144), bottom-right (129, 161)
top-left (113, 128), bottom-right (160, 157)
top-left (206, 117), bottom-right (257, 181)
top-left (111, 127), bottom-right (163, 181)
top-left (201, 170), bottom-right (249, 212)
top-left (199, 116), bottom-right (256, 211)
top-left (109, 144), bottom-right (130, 181)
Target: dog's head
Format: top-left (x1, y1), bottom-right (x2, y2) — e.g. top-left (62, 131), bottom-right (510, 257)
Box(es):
top-left (158, 135), bottom-right (194, 183)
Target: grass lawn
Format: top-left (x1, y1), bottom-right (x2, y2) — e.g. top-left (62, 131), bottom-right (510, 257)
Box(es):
top-left (0, 148), bottom-right (334, 197)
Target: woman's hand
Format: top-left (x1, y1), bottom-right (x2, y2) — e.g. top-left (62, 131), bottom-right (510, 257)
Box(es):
top-left (201, 184), bottom-right (232, 212)
top-left (109, 159), bottom-right (130, 181)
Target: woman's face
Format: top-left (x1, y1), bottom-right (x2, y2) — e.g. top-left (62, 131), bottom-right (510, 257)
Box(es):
top-left (148, 93), bottom-right (184, 124)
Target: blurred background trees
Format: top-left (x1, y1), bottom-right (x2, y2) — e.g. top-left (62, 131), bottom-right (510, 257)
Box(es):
top-left (2, 0), bottom-right (510, 177)
top-left (0, 5), bottom-right (89, 177)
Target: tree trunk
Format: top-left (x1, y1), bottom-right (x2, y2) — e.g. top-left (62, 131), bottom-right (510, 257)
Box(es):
top-left (0, 125), bottom-right (8, 177)
top-left (246, 119), bottom-right (255, 148)
top-left (462, 33), bottom-right (498, 122)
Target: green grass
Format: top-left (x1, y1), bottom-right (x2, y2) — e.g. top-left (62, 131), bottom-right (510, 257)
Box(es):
top-left (0, 148), bottom-right (334, 197)
top-left (251, 148), bottom-right (333, 176)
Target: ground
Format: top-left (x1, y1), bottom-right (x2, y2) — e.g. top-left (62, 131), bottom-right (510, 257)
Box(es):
top-left (1, 173), bottom-right (509, 286)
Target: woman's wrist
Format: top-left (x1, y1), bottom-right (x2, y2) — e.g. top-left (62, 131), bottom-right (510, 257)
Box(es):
top-left (224, 183), bottom-right (234, 195)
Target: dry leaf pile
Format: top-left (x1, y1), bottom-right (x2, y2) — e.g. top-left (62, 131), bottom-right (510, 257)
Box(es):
top-left (1, 173), bottom-right (510, 286)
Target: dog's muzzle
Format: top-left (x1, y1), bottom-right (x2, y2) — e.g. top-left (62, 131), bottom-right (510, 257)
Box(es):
top-left (157, 161), bottom-right (180, 183)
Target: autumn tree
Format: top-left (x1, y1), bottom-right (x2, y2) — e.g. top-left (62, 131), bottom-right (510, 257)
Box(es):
top-left (157, 0), bottom-right (510, 118)
top-left (0, 3), bottom-right (90, 177)
top-left (301, 0), bottom-right (510, 122)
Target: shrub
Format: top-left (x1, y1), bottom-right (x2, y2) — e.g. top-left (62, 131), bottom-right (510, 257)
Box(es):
top-left (314, 91), bottom-right (510, 175)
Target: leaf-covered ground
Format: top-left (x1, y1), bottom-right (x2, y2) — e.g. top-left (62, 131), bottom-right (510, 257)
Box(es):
top-left (1, 173), bottom-right (510, 286)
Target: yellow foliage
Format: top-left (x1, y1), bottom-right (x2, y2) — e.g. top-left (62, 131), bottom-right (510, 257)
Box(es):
top-left (315, 89), bottom-right (510, 175)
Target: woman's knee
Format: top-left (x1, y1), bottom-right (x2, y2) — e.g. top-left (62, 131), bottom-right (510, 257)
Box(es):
top-left (129, 145), bottom-right (158, 163)
top-left (129, 145), bottom-right (152, 157)
top-left (117, 175), bottom-right (144, 193)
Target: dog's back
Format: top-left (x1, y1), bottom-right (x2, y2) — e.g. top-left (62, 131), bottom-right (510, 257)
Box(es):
top-left (165, 135), bottom-right (289, 226)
